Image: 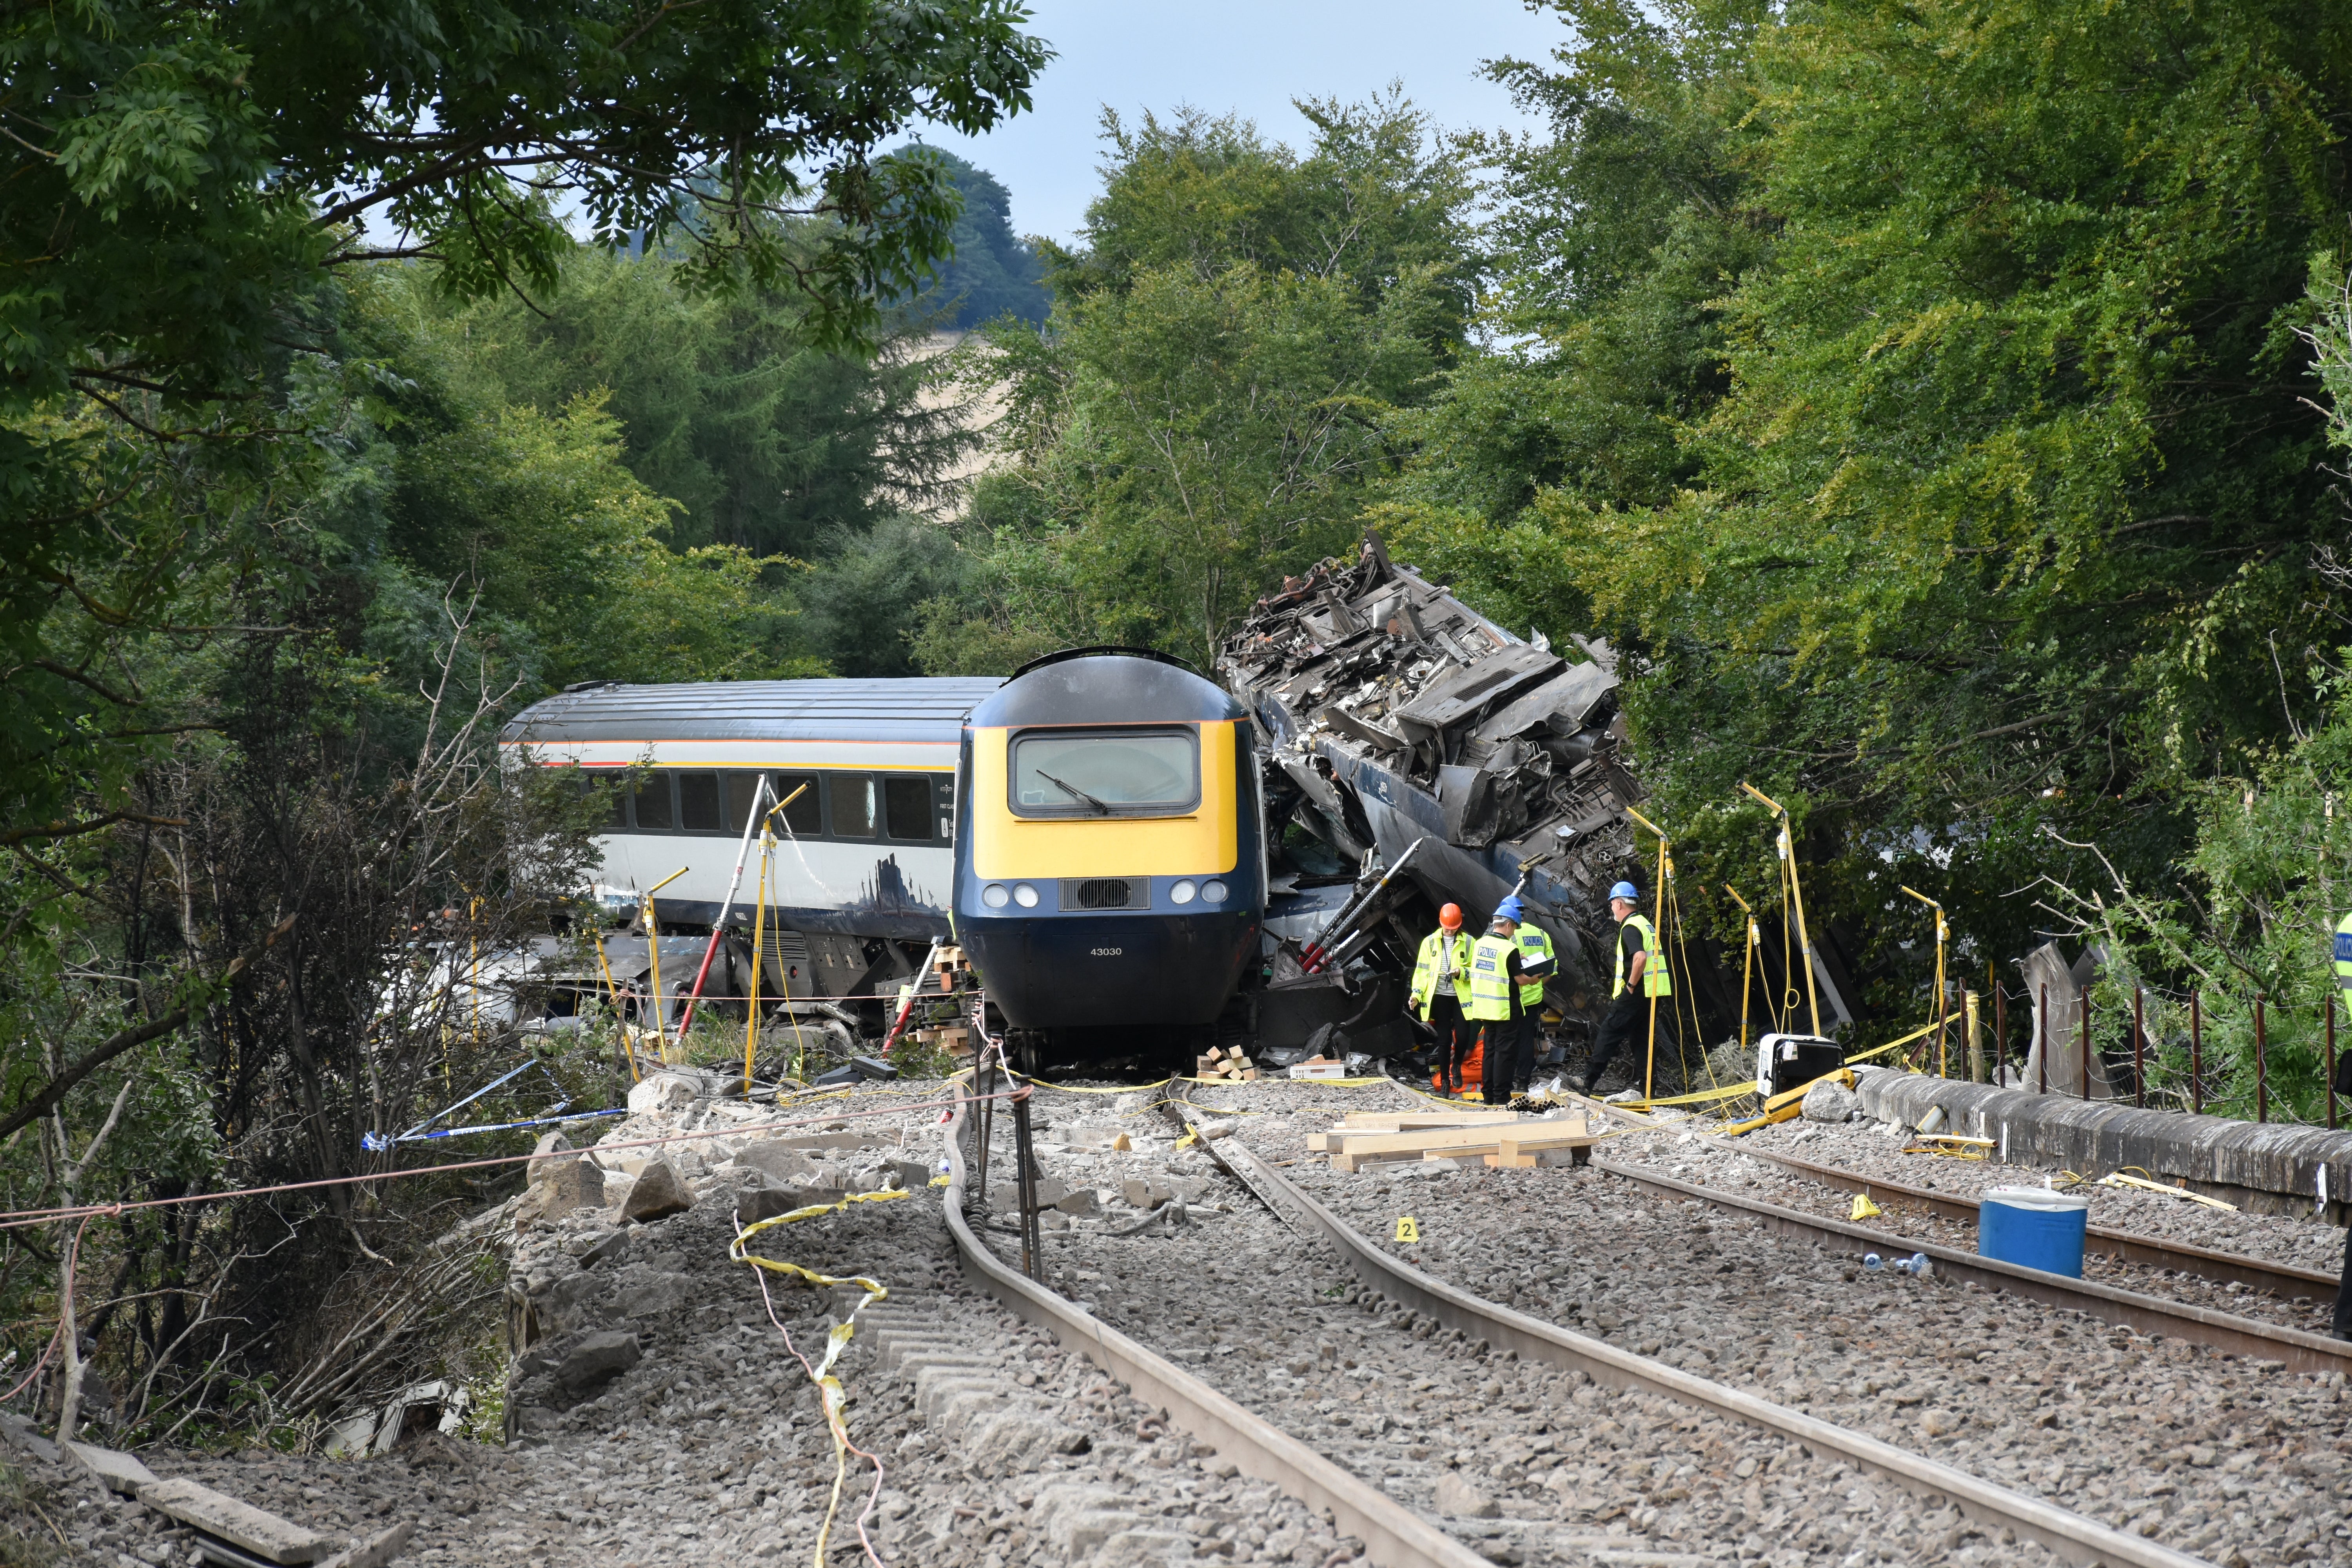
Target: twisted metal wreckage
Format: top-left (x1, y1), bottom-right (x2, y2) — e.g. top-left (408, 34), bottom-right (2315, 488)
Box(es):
top-left (1218, 535), bottom-right (1864, 1084)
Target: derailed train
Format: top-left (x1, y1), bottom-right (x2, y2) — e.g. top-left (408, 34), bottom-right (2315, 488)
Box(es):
top-left (501, 651), bottom-right (1269, 1065)
top-left (501, 537), bottom-right (1867, 1074)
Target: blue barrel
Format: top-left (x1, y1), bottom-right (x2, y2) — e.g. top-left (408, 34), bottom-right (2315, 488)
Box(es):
top-left (1978, 1186), bottom-right (2091, 1277)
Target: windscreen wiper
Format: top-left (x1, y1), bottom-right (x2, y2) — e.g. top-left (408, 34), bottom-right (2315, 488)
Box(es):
top-left (1036, 769), bottom-right (1112, 815)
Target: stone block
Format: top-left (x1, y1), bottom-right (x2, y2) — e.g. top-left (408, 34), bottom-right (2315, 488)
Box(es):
top-left (1120, 1180), bottom-right (1173, 1208)
top-left (1054, 1188), bottom-right (1099, 1217)
top-left (1433, 1471), bottom-right (1499, 1519)
top-left (621, 1159), bottom-right (693, 1223)
top-left (556, 1330), bottom-right (641, 1390)
top-left (1800, 1077), bottom-right (1859, 1124)
top-left (526, 1130), bottom-right (572, 1176)
top-left (532, 1156), bottom-right (604, 1214)
top-left (64, 1439), bottom-right (156, 1497)
top-left (626, 1073), bottom-right (699, 1115)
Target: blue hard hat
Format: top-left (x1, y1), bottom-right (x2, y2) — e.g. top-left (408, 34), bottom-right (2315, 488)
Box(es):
top-left (1609, 881), bottom-right (1640, 902)
top-left (1495, 897), bottom-right (1525, 922)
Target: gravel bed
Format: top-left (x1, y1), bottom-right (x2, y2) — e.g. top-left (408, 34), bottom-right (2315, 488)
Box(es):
top-left (11, 1077), bottom-right (1334, 1568)
top-left (1088, 1077), bottom-right (2352, 1568)
top-left (1736, 1114), bottom-right (2349, 1274)
top-left (1010, 1081), bottom-right (2061, 1568)
top-left (1608, 1122), bottom-right (2340, 1335)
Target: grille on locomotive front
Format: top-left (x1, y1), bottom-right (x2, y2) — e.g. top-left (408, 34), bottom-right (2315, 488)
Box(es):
top-left (1061, 877), bottom-right (1150, 910)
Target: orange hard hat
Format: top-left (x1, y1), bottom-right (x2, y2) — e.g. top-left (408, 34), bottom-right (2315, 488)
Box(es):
top-left (1439, 904), bottom-right (1463, 930)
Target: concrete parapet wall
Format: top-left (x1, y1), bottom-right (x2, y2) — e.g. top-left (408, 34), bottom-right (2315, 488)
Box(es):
top-left (1852, 1067), bottom-right (2352, 1220)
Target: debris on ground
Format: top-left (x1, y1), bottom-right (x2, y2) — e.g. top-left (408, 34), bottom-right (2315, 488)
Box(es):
top-left (1194, 1046), bottom-right (1259, 1082)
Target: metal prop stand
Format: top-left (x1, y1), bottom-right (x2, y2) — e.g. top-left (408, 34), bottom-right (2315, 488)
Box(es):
top-left (1010, 1085), bottom-right (1043, 1282)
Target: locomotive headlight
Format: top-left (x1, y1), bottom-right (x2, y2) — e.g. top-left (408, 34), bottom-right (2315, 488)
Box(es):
top-left (982, 883), bottom-right (1010, 909)
top-left (1170, 879), bottom-right (1198, 905)
top-left (1013, 882), bottom-right (1040, 908)
top-left (1202, 879), bottom-right (1229, 904)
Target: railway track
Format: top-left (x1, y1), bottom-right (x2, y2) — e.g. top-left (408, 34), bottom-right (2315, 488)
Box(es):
top-left (944, 1077), bottom-right (2218, 1568)
top-left (1690, 1136), bottom-right (2337, 1301)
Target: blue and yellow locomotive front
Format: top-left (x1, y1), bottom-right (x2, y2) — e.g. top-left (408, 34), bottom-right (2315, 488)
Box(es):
top-left (952, 650), bottom-right (1265, 1032)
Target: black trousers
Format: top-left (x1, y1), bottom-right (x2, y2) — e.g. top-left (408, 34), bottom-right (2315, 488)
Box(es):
top-left (1585, 991), bottom-right (1680, 1091)
top-left (1426, 995), bottom-right (1474, 1083)
top-left (1512, 1009), bottom-right (1540, 1091)
top-left (1481, 1008), bottom-right (1521, 1104)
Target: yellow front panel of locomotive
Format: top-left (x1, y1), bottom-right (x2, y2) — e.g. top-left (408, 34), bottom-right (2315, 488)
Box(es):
top-left (969, 720), bottom-right (1238, 879)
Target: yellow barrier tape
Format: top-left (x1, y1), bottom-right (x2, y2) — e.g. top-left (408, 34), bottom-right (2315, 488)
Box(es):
top-left (730, 1189), bottom-right (914, 1567)
top-left (1010, 1072), bottom-right (1175, 1094)
top-left (1618, 1081), bottom-right (1759, 1111)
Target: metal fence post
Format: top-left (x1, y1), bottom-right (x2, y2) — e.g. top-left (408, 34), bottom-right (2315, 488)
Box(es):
top-left (2080, 990), bottom-right (2091, 1102)
top-left (2255, 994), bottom-right (2267, 1124)
top-left (2132, 986), bottom-right (2145, 1109)
top-left (1994, 970), bottom-right (2006, 1083)
top-left (1011, 1085), bottom-right (1043, 1282)
top-left (2190, 988), bottom-right (2203, 1116)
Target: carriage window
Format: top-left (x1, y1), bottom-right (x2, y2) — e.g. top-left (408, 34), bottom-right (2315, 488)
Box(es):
top-left (1010, 728), bottom-right (1200, 818)
top-left (884, 775), bottom-right (933, 842)
top-left (677, 772), bottom-right (722, 833)
top-left (829, 774), bottom-right (878, 838)
top-left (631, 775), bottom-right (673, 831)
top-left (932, 773), bottom-right (955, 841)
top-left (724, 773), bottom-right (764, 834)
top-left (771, 773), bottom-right (822, 835)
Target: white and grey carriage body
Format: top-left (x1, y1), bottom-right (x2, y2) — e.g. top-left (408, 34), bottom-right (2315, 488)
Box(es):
top-left (499, 678), bottom-right (1002, 1001)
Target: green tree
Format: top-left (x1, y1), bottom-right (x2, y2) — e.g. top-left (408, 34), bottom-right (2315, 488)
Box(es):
top-left (927, 95), bottom-right (1479, 667)
top-left (390, 250), bottom-right (980, 559)
top-left (1376, 0), bottom-right (1771, 606)
top-left (1390, 0), bottom-right (2352, 1037)
top-left (906, 147), bottom-right (1052, 329)
top-left (3, 0), bottom-right (1046, 842)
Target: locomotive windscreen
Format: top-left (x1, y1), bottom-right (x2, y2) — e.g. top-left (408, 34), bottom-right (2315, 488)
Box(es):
top-left (1010, 728), bottom-right (1200, 817)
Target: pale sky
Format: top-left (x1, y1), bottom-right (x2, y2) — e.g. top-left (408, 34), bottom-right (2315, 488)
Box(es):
top-left (908, 0), bottom-right (1571, 244)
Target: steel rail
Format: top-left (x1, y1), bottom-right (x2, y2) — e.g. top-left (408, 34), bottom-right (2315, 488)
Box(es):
top-left (940, 1079), bottom-right (1490, 1568)
top-left (1590, 1155), bottom-right (2352, 1374)
top-left (1711, 1141), bottom-right (2338, 1300)
top-left (1219, 1138), bottom-right (2216, 1568)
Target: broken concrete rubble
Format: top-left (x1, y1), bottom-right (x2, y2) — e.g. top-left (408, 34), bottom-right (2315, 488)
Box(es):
top-left (619, 1158), bottom-right (693, 1222)
top-left (625, 1071), bottom-right (700, 1115)
top-left (139, 1476), bottom-right (334, 1564)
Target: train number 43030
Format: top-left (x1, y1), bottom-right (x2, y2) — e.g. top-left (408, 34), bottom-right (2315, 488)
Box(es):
top-left (1090, 947), bottom-right (1124, 957)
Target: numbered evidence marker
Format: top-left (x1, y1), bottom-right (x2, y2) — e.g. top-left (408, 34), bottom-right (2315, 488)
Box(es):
top-left (1395, 1216), bottom-right (1420, 1243)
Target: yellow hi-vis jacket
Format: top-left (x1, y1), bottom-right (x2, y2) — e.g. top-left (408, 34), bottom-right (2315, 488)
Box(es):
top-left (1515, 923), bottom-right (1556, 1008)
top-left (1468, 933), bottom-right (1519, 1021)
top-left (1613, 913), bottom-right (1670, 999)
top-left (1410, 929), bottom-right (1473, 1017)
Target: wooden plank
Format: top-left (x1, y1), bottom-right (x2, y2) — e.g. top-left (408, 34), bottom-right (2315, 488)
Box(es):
top-left (1329, 1122), bottom-right (1536, 1157)
top-left (1336, 1109), bottom-right (1518, 1129)
top-left (139, 1479), bottom-right (332, 1565)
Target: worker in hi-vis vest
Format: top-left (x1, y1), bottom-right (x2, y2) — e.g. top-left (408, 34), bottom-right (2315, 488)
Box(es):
top-left (1466, 906), bottom-right (1529, 1105)
top-left (1411, 904), bottom-right (1476, 1097)
top-left (2335, 913), bottom-right (2352, 1341)
top-left (1568, 881), bottom-right (1670, 1095)
top-left (1509, 902), bottom-right (1557, 1097)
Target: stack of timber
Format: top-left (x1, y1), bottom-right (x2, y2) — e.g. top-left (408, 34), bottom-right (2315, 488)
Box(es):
top-left (1195, 1045), bottom-right (1259, 1082)
top-left (1310, 1108), bottom-right (1603, 1171)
